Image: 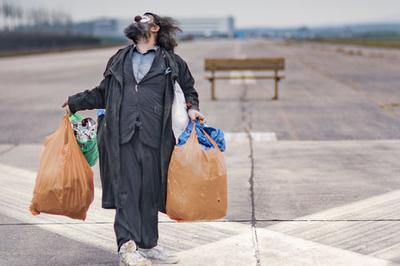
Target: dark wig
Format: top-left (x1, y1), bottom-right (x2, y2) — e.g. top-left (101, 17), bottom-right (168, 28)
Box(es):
top-left (124, 12), bottom-right (182, 52)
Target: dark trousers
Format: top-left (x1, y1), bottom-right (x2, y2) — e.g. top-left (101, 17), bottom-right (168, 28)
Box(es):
top-left (114, 128), bottom-right (161, 252)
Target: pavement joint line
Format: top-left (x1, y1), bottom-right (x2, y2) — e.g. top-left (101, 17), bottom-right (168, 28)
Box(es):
top-left (268, 190), bottom-right (400, 224)
top-left (236, 58), bottom-right (261, 266)
top-left (0, 143), bottom-right (18, 156)
top-left (0, 132), bottom-right (278, 149)
top-left (3, 219), bottom-right (400, 226)
top-left (246, 125), bottom-right (261, 266)
top-left (262, 219), bottom-right (400, 222)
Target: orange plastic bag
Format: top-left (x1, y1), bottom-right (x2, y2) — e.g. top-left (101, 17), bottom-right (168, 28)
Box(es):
top-left (29, 114), bottom-right (94, 220)
top-left (166, 122), bottom-right (228, 221)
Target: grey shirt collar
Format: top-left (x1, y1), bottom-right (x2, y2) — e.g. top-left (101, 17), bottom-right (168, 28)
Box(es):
top-left (132, 44), bottom-right (160, 54)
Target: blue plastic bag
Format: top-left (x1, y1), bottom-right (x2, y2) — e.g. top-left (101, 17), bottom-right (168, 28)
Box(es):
top-left (97, 109), bottom-right (106, 117)
top-left (177, 119), bottom-right (226, 152)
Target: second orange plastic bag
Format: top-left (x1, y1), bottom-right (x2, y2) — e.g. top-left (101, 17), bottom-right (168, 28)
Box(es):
top-left (166, 122), bottom-right (228, 221)
top-left (29, 114), bottom-right (94, 220)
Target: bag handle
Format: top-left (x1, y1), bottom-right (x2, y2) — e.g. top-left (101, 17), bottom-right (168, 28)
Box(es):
top-left (190, 120), bottom-right (222, 152)
top-left (63, 114), bottom-right (70, 145)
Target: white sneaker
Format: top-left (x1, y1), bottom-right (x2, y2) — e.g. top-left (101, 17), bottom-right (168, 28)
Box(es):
top-left (138, 245), bottom-right (179, 264)
top-left (119, 240), bottom-right (152, 266)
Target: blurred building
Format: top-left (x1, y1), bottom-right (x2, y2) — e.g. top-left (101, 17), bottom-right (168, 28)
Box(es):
top-left (177, 16), bottom-right (235, 38)
top-left (72, 18), bottom-right (130, 39)
top-left (70, 16), bottom-right (235, 40)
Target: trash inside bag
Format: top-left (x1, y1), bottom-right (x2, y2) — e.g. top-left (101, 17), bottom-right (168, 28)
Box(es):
top-left (69, 113), bottom-right (98, 167)
top-left (29, 114), bottom-right (94, 220)
top-left (172, 81), bottom-right (189, 143)
top-left (167, 121), bottom-right (228, 221)
top-left (177, 119), bottom-right (226, 152)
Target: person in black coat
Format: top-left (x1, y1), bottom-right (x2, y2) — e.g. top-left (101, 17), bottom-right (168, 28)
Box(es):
top-left (62, 12), bottom-right (206, 266)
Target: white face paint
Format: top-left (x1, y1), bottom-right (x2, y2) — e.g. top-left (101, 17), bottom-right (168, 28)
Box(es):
top-left (133, 15), bottom-right (152, 24)
top-left (139, 15), bottom-right (151, 23)
top-left (126, 14), bottom-right (156, 42)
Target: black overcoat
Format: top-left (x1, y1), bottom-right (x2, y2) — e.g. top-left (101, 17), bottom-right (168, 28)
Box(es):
top-left (67, 43), bottom-right (200, 213)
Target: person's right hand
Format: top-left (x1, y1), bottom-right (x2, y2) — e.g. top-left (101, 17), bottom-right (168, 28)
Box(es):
top-left (61, 100), bottom-right (71, 115)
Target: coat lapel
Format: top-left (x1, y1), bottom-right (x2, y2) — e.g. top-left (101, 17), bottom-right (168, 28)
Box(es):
top-left (105, 44), bottom-right (133, 86)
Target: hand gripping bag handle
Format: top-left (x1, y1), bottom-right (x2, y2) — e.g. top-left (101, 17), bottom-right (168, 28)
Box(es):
top-left (190, 120), bottom-right (222, 152)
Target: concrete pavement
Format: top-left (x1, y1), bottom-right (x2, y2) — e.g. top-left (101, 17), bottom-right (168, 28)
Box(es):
top-left (1, 39), bottom-right (400, 265)
top-left (1, 138), bottom-right (400, 265)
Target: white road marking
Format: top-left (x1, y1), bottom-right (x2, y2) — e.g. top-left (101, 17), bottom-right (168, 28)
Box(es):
top-left (266, 189), bottom-right (400, 263)
top-left (1, 144), bottom-right (398, 264)
top-left (178, 228), bottom-right (394, 266)
top-left (0, 163), bottom-right (247, 253)
top-left (224, 132), bottom-right (277, 142)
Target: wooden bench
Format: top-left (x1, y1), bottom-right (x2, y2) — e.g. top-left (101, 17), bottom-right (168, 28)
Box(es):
top-left (204, 58), bottom-right (285, 100)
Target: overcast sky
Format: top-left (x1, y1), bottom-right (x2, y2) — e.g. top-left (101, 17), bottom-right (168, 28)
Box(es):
top-left (13, 0), bottom-right (400, 28)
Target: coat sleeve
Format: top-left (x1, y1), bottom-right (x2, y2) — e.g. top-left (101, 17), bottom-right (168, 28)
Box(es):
top-left (67, 52), bottom-right (117, 114)
top-left (174, 54), bottom-right (200, 111)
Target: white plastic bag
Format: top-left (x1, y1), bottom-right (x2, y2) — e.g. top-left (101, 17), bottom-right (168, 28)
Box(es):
top-left (171, 80), bottom-right (189, 143)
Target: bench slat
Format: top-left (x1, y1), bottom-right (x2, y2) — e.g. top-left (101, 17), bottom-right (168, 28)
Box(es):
top-left (204, 58), bottom-right (285, 71)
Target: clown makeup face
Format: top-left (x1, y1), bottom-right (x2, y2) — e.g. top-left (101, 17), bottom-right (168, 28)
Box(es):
top-left (134, 15), bottom-right (152, 23)
top-left (124, 14), bottom-right (159, 43)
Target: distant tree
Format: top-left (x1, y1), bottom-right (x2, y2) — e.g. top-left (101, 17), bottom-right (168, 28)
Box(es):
top-left (0, 1), bottom-right (72, 32)
top-left (1, 1), bottom-right (13, 30)
top-left (14, 4), bottom-right (23, 28)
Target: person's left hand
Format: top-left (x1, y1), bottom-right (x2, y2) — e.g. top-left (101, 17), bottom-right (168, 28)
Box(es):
top-left (188, 109), bottom-right (206, 124)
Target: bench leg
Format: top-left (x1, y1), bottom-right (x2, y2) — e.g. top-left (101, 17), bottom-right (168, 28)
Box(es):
top-left (210, 71), bottom-right (217, 100)
top-left (272, 78), bottom-right (279, 100)
top-left (211, 78), bottom-right (217, 100)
